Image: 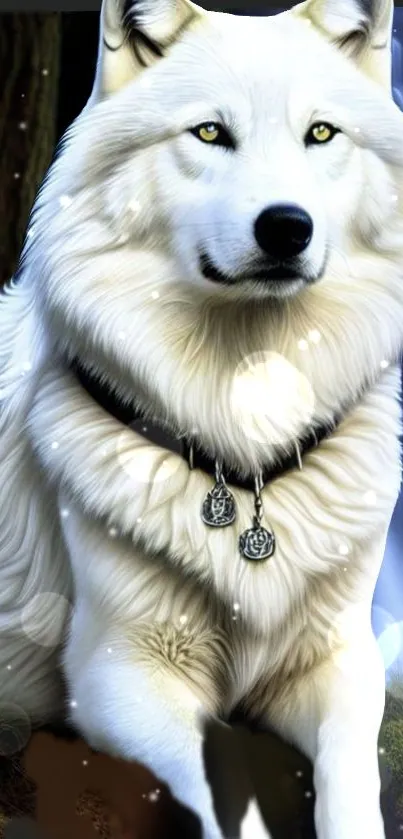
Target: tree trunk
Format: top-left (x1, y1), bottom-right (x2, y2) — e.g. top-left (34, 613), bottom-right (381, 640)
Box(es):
top-left (0, 13), bottom-right (61, 286)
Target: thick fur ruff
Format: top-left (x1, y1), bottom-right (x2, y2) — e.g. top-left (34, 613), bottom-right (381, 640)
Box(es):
top-left (1, 1), bottom-right (403, 837)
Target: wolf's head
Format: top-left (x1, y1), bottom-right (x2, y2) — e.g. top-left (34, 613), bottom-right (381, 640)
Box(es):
top-left (32, 0), bottom-right (403, 304)
top-left (74, 0), bottom-right (398, 304)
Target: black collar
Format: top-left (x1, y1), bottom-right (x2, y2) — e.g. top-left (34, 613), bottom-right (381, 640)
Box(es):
top-left (70, 357), bottom-right (341, 493)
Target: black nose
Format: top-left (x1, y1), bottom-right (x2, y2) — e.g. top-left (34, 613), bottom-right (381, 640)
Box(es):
top-left (254, 204), bottom-right (314, 260)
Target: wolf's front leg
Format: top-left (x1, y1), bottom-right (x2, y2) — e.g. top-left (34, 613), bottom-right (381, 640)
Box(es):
top-left (260, 629), bottom-right (385, 839)
top-left (64, 633), bottom-right (230, 839)
top-left (312, 639), bottom-right (385, 839)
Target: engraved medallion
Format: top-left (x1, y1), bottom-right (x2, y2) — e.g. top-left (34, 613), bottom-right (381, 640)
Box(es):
top-left (201, 481), bottom-right (237, 528)
top-left (239, 524), bottom-right (275, 562)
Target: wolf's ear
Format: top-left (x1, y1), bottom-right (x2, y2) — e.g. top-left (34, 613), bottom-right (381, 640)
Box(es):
top-left (92, 0), bottom-right (206, 98)
top-left (292, 0), bottom-right (394, 88)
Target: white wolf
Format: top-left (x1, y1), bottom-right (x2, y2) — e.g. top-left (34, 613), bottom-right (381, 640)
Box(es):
top-left (1, 0), bottom-right (403, 837)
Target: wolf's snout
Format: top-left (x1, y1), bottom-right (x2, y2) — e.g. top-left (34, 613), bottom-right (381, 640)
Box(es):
top-left (254, 204), bottom-right (314, 261)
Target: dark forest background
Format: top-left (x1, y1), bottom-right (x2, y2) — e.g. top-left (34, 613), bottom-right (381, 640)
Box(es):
top-left (0, 14), bottom-right (98, 286)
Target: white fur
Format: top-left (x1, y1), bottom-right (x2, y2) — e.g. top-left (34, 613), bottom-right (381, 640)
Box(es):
top-left (1, 0), bottom-right (403, 836)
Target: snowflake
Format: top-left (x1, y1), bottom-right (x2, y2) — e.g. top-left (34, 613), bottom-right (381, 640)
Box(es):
top-left (143, 788), bottom-right (161, 804)
top-left (364, 490), bottom-right (377, 506)
top-left (128, 198), bottom-right (141, 215)
top-left (59, 195), bottom-right (73, 209)
top-left (308, 329), bottom-right (321, 344)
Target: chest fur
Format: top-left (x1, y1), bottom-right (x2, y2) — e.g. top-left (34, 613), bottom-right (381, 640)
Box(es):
top-left (29, 364), bottom-right (402, 648)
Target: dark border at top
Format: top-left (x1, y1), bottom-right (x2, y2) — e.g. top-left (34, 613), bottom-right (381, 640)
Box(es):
top-left (3, 0), bottom-right (399, 11)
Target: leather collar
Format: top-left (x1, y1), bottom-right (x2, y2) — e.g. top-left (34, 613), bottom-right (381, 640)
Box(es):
top-left (70, 357), bottom-right (341, 493)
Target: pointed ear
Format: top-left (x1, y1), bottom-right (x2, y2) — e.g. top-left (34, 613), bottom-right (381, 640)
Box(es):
top-left (292, 0), bottom-right (394, 89)
top-left (92, 0), bottom-right (206, 98)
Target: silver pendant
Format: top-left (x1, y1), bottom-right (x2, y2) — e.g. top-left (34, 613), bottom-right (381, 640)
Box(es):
top-left (201, 460), bottom-right (237, 528)
top-left (239, 473), bottom-right (275, 562)
top-left (239, 522), bottom-right (275, 562)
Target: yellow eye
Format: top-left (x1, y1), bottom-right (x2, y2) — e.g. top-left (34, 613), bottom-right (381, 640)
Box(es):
top-left (189, 122), bottom-right (235, 149)
top-left (312, 124), bottom-right (331, 142)
top-left (199, 123), bottom-right (220, 143)
top-left (306, 122), bottom-right (340, 146)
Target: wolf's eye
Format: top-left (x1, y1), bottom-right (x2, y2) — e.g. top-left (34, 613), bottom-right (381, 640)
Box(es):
top-left (190, 122), bottom-right (235, 149)
top-left (305, 122), bottom-right (340, 146)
